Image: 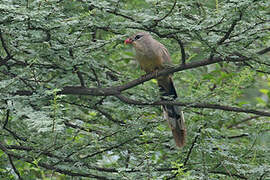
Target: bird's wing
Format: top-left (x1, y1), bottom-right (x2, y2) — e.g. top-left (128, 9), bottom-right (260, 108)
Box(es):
top-left (156, 43), bottom-right (186, 148)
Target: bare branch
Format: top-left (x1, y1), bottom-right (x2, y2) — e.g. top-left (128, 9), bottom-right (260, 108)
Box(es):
top-left (73, 66), bottom-right (85, 87)
top-left (8, 155), bottom-right (23, 180)
top-left (217, 11), bottom-right (242, 45)
top-left (60, 57), bottom-right (224, 96)
top-left (226, 133), bottom-right (249, 139)
top-left (227, 116), bottom-right (260, 129)
top-left (155, 0), bottom-right (177, 22)
top-left (209, 170), bottom-right (247, 180)
top-left (59, 46), bottom-right (270, 97)
top-left (61, 100), bottom-right (124, 124)
top-left (115, 94), bottom-right (270, 117)
top-left (82, 136), bottom-right (138, 159)
top-left (257, 46), bottom-right (270, 55)
top-left (89, 3), bottom-right (137, 23)
top-left (184, 124), bottom-right (206, 166)
top-left (173, 36), bottom-right (186, 65)
top-left (0, 142), bottom-right (109, 179)
top-left (0, 29), bottom-right (11, 58)
top-left (3, 109), bottom-right (27, 141)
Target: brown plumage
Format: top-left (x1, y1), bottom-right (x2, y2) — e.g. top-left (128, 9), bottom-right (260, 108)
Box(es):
top-left (125, 32), bottom-right (186, 147)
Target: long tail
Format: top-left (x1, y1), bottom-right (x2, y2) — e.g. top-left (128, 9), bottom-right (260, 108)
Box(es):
top-left (158, 76), bottom-right (186, 147)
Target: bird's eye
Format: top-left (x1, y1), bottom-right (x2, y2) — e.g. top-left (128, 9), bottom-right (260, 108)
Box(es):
top-left (134, 34), bottom-right (143, 40)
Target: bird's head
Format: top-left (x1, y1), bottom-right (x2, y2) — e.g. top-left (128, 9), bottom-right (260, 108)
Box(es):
top-left (124, 32), bottom-right (151, 45)
top-left (124, 32), bottom-right (152, 53)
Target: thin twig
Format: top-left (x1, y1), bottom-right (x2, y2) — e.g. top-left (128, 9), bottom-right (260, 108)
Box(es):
top-left (0, 29), bottom-right (11, 58)
top-left (3, 109), bottom-right (27, 141)
top-left (217, 11), bottom-right (242, 45)
top-left (184, 123), bottom-right (206, 166)
top-left (8, 155), bottom-right (23, 180)
top-left (173, 36), bottom-right (186, 65)
top-left (227, 116), bottom-right (260, 129)
top-left (156, 0), bottom-right (177, 22)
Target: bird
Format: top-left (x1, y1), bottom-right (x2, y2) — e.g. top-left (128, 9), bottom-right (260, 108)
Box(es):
top-left (124, 32), bottom-right (186, 147)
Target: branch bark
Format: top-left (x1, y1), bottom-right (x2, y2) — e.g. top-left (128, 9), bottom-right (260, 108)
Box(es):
top-left (115, 94), bottom-right (270, 117)
top-left (0, 142), bottom-right (109, 180)
top-left (16, 46), bottom-right (269, 98)
top-left (60, 56), bottom-right (225, 96)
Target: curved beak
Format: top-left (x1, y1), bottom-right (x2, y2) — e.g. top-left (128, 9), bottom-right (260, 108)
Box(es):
top-left (124, 38), bottom-right (133, 44)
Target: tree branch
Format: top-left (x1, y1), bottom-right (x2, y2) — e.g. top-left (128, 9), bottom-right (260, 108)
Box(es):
top-left (73, 65), bottom-right (85, 87)
top-left (227, 116), bottom-right (260, 129)
top-left (8, 155), bottom-right (22, 180)
top-left (59, 46), bottom-right (270, 97)
top-left (257, 46), bottom-right (270, 55)
top-left (173, 36), bottom-right (186, 65)
top-left (155, 0), bottom-right (177, 22)
top-left (82, 136), bottom-right (138, 159)
top-left (60, 56), bottom-right (225, 96)
top-left (0, 142), bottom-right (109, 180)
top-left (184, 124), bottom-right (206, 166)
top-left (115, 94), bottom-right (270, 117)
top-left (3, 109), bottom-right (27, 141)
top-left (217, 11), bottom-right (242, 45)
top-left (0, 29), bottom-right (11, 58)
top-left (209, 170), bottom-right (247, 180)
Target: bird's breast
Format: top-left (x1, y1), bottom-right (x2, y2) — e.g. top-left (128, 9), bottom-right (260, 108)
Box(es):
top-left (135, 50), bottom-right (163, 73)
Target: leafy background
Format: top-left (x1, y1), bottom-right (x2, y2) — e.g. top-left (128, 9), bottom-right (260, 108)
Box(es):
top-left (0, 0), bottom-right (270, 179)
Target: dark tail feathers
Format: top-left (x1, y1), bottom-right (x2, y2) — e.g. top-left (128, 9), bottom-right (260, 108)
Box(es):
top-left (158, 76), bottom-right (186, 148)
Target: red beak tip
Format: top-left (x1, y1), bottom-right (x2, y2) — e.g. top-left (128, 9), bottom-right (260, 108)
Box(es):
top-left (124, 38), bottom-right (131, 44)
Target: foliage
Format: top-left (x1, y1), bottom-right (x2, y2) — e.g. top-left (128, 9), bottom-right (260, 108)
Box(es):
top-left (0, 0), bottom-right (270, 179)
